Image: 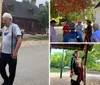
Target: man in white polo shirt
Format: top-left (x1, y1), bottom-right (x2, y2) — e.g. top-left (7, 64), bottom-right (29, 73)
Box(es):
top-left (0, 13), bottom-right (22, 85)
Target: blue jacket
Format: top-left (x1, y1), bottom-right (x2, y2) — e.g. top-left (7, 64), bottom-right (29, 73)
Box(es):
top-left (63, 31), bottom-right (83, 42)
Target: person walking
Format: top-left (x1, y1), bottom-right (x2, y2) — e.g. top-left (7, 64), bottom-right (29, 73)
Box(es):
top-left (70, 51), bottom-right (84, 85)
top-left (0, 12), bottom-right (22, 85)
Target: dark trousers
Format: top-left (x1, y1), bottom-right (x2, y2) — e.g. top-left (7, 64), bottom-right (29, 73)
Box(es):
top-left (0, 53), bottom-right (17, 85)
top-left (71, 79), bottom-right (80, 85)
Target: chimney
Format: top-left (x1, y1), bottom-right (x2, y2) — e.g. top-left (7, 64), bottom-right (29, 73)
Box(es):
top-left (28, 8), bottom-right (34, 15)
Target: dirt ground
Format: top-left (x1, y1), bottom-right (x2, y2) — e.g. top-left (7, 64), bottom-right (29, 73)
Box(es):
top-left (50, 72), bottom-right (100, 85)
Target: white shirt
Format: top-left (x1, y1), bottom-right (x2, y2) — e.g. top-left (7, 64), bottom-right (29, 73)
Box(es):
top-left (50, 26), bottom-right (57, 42)
top-left (2, 23), bottom-right (21, 54)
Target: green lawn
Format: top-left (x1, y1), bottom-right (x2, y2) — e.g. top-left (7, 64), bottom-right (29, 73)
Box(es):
top-left (22, 36), bottom-right (48, 41)
top-left (50, 68), bottom-right (69, 73)
top-left (0, 36), bottom-right (49, 41)
top-left (0, 37), bottom-right (2, 41)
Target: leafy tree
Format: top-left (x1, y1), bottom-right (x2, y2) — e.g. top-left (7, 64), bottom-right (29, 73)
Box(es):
top-left (51, 0), bottom-right (93, 18)
top-left (50, 0), bottom-right (99, 24)
top-left (50, 44), bottom-right (100, 71)
top-left (87, 44), bottom-right (100, 71)
top-left (50, 52), bottom-right (63, 68)
top-left (39, 1), bottom-right (49, 34)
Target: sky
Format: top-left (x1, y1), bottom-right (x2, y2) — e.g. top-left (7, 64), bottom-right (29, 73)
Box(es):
top-left (16, 0), bottom-right (49, 6)
top-left (51, 49), bottom-right (63, 55)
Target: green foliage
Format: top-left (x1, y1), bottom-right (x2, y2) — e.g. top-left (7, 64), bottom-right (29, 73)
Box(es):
top-left (39, 1), bottom-right (49, 33)
top-left (51, 7), bottom-right (95, 25)
top-left (87, 44), bottom-right (100, 71)
top-left (50, 68), bottom-right (68, 73)
top-left (22, 36), bottom-right (48, 41)
top-left (51, 16), bottom-right (62, 25)
top-left (50, 44), bottom-right (100, 71)
top-left (50, 1), bottom-right (98, 24)
top-left (50, 1), bottom-right (58, 18)
top-left (23, 0), bottom-right (30, 3)
top-left (50, 52), bottom-right (62, 68)
top-left (51, 11), bottom-right (79, 25)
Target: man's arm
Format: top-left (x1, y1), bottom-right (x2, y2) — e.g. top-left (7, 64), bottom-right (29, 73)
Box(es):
top-left (12, 35), bottom-right (22, 59)
top-left (0, 28), bottom-right (4, 52)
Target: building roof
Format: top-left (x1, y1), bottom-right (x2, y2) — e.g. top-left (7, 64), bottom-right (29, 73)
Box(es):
top-left (50, 44), bottom-right (93, 51)
top-left (95, 2), bottom-right (100, 8)
top-left (3, 0), bottom-right (40, 20)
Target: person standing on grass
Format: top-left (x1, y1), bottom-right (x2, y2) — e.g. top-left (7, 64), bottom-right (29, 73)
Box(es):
top-left (0, 12), bottom-right (22, 85)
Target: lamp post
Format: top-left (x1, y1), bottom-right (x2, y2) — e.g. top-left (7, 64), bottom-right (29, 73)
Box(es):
top-left (60, 49), bottom-right (64, 78)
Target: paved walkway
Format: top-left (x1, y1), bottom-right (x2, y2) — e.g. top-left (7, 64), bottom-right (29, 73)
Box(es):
top-left (0, 44), bottom-right (49, 85)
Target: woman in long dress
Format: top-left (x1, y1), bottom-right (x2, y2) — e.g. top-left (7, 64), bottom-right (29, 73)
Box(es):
top-left (70, 51), bottom-right (83, 85)
top-left (84, 20), bottom-right (92, 42)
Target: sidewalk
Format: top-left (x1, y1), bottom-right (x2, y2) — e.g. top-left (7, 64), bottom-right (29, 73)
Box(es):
top-left (0, 44), bottom-right (49, 85)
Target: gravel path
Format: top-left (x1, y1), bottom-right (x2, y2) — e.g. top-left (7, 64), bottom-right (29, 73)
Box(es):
top-left (50, 72), bottom-right (100, 85)
top-left (21, 40), bottom-right (48, 47)
top-left (0, 40), bottom-right (48, 47)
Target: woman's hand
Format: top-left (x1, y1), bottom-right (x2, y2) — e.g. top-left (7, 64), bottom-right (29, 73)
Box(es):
top-left (72, 71), bottom-right (75, 75)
